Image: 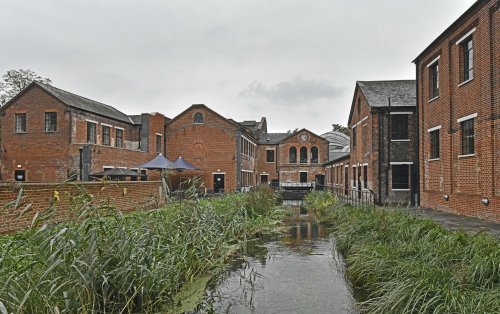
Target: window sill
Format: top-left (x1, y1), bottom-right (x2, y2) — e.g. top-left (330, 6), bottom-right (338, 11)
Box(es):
top-left (392, 189), bottom-right (410, 191)
top-left (14, 132), bottom-right (27, 134)
top-left (44, 130), bottom-right (58, 133)
top-left (193, 122), bottom-right (204, 125)
top-left (266, 161), bottom-right (275, 164)
top-left (428, 158), bottom-right (440, 162)
top-left (458, 153), bottom-right (475, 158)
top-left (458, 78), bottom-right (474, 87)
top-left (391, 139), bottom-right (410, 142)
top-left (428, 96), bottom-right (439, 103)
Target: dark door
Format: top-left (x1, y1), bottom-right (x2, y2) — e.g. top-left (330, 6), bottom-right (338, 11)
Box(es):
top-left (357, 168), bottom-right (362, 198)
top-left (299, 172), bottom-right (307, 183)
top-left (315, 175), bottom-right (325, 186)
top-left (260, 174), bottom-right (268, 184)
top-left (214, 174), bottom-right (225, 193)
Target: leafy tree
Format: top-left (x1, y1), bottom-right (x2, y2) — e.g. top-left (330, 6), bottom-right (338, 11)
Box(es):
top-left (332, 123), bottom-right (350, 136)
top-left (0, 69), bottom-right (51, 105)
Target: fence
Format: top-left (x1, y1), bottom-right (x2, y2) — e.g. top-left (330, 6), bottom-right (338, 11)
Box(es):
top-left (324, 185), bottom-right (377, 210)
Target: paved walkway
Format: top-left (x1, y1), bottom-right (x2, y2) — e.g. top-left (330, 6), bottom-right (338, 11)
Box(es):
top-left (405, 207), bottom-right (500, 238)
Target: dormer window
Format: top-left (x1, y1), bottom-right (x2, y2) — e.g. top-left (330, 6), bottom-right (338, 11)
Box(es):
top-left (194, 112), bottom-right (204, 124)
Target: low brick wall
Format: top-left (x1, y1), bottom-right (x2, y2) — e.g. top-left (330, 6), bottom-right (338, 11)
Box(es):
top-left (0, 181), bottom-right (165, 234)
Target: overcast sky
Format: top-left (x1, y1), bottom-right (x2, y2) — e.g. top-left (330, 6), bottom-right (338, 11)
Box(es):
top-left (0, 0), bottom-right (476, 134)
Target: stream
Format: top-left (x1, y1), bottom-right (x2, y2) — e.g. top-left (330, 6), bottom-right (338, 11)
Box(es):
top-left (196, 215), bottom-right (357, 313)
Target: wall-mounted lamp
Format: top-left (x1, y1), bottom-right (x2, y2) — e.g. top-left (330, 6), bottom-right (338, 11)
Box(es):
top-left (480, 197), bottom-right (490, 206)
top-left (217, 169), bottom-right (221, 172)
top-left (263, 171), bottom-right (266, 174)
top-left (17, 164), bottom-right (22, 168)
top-left (443, 194), bottom-right (449, 201)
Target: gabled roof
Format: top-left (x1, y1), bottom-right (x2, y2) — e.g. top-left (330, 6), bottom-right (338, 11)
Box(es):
top-left (34, 82), bottom-right (135, 124)
top-left (258, 133), bottom-right (289, 144)
top-left (270, 128), bottom-right (329, 145)
top-left (357, 80), bottom-right (416, 108)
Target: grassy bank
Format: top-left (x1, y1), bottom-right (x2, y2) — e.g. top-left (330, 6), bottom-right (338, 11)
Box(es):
top-left (0, 186), bottom-right (283, 313)
top-left (306, 191), bottom-right (500, 313)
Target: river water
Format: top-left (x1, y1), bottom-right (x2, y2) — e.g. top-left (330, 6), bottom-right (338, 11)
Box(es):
top-left (197, 215), bottom-right (358, 313)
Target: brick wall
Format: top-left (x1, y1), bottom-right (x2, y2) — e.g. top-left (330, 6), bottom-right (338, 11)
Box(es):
top-left (166, 105), bottom-right (239, 191)
top-left (416, 0), bottom-right (499, 222)
top-left (0, 181), bottom-right (165, 234)
top-left (256, 144), bottom-right (279, 183)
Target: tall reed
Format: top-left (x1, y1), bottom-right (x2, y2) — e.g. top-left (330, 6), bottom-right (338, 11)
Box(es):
top-left (0, 185), bottom-right (283, 313)
top-left (314, 193), bottom-right (500, 313)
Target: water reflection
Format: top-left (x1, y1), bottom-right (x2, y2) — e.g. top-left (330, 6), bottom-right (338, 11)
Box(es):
top-left (197, 214), bottom-right (357, 313)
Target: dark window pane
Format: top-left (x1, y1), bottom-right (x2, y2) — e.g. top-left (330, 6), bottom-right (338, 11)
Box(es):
top-left (430, 130), bottom-right (440, 159)
top-left (266, 150), bottom-right (275, 162)
top-left (15, 113), bottom-right (26, 133)
top-left (392, 165), bottom-right (409, 189)
top-left (102, 126), bottom-right (111, 146)
top-left (289, 147), bottom-right (297, 163)
top-left (363, 165), bottom-right (368, 189)
top-left (352, 126), bottom-right (357, 148)
top-left (194, 112), bottom-right (204, 123)
top-left (311, 146), bottom-right (318, 163)
top-left (430, 62), bottom-right (439, 98)
top-left (115, 129), bottom-right (123, 148)
top-left (391, 114), bottom-right (409, 140)
top-left (45, 112), bottom-right (57, 132)
top-left (461, 118), bottom-right (474, 155)
top-left (87, 122), bottom-right (96, 143)
top-left (156, 134), bottom-right (162, 153)
top-left (462, 37), bottom-right (473, 81)
top-left (300, 147), bottom-right (307, 163)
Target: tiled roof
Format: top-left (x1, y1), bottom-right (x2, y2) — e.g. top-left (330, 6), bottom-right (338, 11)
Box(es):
top-left (36, 82), bottom-right (134, 124)
top-left (258, 133), bottom-right (290, 144)
top-left (358, 80), bottom-right (416, 107)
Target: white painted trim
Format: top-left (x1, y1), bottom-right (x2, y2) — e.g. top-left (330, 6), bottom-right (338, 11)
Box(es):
top-left (390, 111), bottom-right (413, 115)
top-left (362, 123), bottom-right (368, 127)
top-left (241, 135), bottom-right (257, 146)
top-left (241, 169), bottom-right (254, 173)
top-left (101, 123), bottom-right (112, 127)
top-left (391, 139), bottom-right (410, 142)
top-left (457, 112), bottom-right (477, 123)
top-left (458, 78), bottom-right (474, 87)
top-left (130, 168), bottom-right (138, 171)
top-left (426, 55), bottom-right (440, 68)
top-left (428, 158), bottom-right (440, 162)
top-left (117, 166), bottom-right (127, 169)
top-left (155, 133), bottom-right (162, 136)
top-left (344, 165), bottom-right (349, 168)
top-left (390, 162), bottom-right (413, 165)
top-left (340, 163), bottom-right (343, 166)
top-left (392, 189), bottom-right (410, 192)
top-left (427, 125), bottom-right (442, 132)
top-left (103, 166), bottom-right (114, 169)
top-left (428, 96), bottom-right (439, 103)
top-left (352, 165), bottom-right (357, 168)
top-left (361, 116), bottom-right (368, 123)
top-left (212, 172), bottom-right (226, 174)
top-left (458, 153), bottom-right (476, 158)
top-left (86, 119), bottom-right (97, 124)
top-left (114, 126), bottom-right (124, 130)
top-left (455, 27), bottom-right (476, 45)
top-left (362, 163), bottom-right (368, 166)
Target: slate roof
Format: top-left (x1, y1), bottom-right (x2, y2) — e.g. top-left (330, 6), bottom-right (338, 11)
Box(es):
top-left (36, 82), bottom-right (135, 124)
top-left (258, 133), bottom-right (290, 144)
top-left (357, 80), bottom-right (416, 107)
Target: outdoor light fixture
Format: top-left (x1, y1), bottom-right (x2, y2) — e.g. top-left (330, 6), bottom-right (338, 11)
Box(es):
top-left (480, 198), bottom-right (490, 206)
top-left (17, 165), bottom-right (22, 168)
top-left (443, 194), bottom-right (449, 201)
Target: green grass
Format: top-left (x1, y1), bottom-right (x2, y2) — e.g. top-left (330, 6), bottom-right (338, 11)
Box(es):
top-left (0, 185), bottom-right (283, 313)
top-left (313, 193), bottom-right (500, 313)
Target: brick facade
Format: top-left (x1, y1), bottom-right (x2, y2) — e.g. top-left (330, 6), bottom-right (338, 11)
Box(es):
top-left (0, 83), bottom-right (166, 182)
top-left (0, 181), bottom-right (165, 234)
top-left (415, 0), bottom-right (499, 221)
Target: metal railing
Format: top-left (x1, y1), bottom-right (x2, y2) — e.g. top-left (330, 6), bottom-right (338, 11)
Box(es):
top-left (322, 185), bottom-right (377, 210)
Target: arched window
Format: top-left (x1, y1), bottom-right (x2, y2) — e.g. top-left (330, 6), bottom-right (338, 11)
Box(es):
top-left (289, 147), bottom-right (297, 163)
top-left (311, 146), bottom-right (318, 163)
top-left (194, 112), bottom-right (204, 124)
top-left (300, 147), bottom-right (308, 163)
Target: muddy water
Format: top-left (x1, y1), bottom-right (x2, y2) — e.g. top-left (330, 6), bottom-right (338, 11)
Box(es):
top-left (198, 215), bottom-right (357, 313)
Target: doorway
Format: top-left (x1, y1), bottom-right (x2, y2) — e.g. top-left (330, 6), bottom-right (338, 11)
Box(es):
top-left (214, 173), bottom-right (225, 193)
top-left (260, 174), bottom-right (269, 184)
top-left (299, 172), bottom-right (308, 183)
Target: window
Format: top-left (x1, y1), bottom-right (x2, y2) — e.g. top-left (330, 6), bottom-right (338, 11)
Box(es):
top-left (289, 147), bottom-right (297, 163)
top-left (352, 167), bottom-right (356, 188)
top-left (461, 37), bottom-right (473, 82)
top-left (14, 170), bottom-right (25, 182)
top-left (266, 149), bottom-right (275, 162)
top-left (392, 165), bottom-right (409, 190)
top-left (87, 122), bottom-right (96, 143)
top-left (430, 130), bottom-right (440, 159)
top-left (102, 126), bottom-right (111, 146)
top-left (156, 134), bottom-right (162, 153)
top-left (115, 128), bottom-right (123, 148)
top-left (300, 147), bottom-right (307, 163)
top-left (363, 165), bottom-right (368, 189)
top-left (352, 126), bottom-right (357, 148)
top-left (45, 112), bottom-right (57, 132)
top-left (299, 172), bottom-right (307, 183)
top-left (461, 118), bottom-right (474, 155)
top-left (391, 114), bottom-right (409, 140)
top-left (311, 146), bottom-right (318, 163)
top-left (15, 113), bottom-right (26, 133)
top-left (362, 124), bottom-right (368, 153)
top-left (430, 62), bottom-right (439, 98)
top-left (194, 112), bottom-right (204, 124)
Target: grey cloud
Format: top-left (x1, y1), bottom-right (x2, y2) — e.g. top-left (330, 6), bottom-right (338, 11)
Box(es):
top-left (239, 78), bottom-right (345, 105)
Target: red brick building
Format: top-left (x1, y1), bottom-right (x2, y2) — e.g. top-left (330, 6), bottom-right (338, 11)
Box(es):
top-left (347, 80), bottom-right (417, 205)
top-left (414, 0), bottom-right (499, 221)
top-left (0, 82), bottom-right (167, 182)
top-left (165, 105), bottom-right (329, 191)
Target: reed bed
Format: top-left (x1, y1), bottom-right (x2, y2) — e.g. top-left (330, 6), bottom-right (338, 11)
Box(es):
top-left (0, 185), bottom-right (283, 313)
top-left (315, 194), bottom-right (500, 313)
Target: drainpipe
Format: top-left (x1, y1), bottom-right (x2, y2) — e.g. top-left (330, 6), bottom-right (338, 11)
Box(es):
top-left (387, 97), bottom-right (391, 199)
top-left (378, 110), bottom-right (383, 204)
top-left (414, 65), bottom-right (420, 207)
